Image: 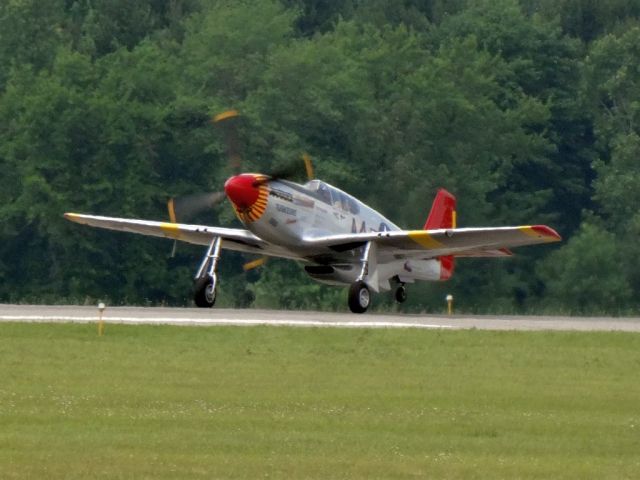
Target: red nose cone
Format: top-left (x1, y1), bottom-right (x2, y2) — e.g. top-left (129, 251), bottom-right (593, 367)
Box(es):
top-left (224, 174), bottom-right (260, 209)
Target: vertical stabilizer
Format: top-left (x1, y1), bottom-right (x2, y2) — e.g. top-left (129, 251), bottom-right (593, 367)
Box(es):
top-left (424, 188), bottom-right (457, 230)
top-left (424, 189), bottom-right (456, 280)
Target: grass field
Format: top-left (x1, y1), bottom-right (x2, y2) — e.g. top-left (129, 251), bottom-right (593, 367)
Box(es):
top-left (1, 322), bottom-right (639, 479)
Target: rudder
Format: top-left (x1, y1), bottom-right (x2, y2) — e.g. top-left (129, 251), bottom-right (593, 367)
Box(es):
top-left (424, 189), bottom-right (456, 280)
top-left (424, 188), bottom-right (456, 230)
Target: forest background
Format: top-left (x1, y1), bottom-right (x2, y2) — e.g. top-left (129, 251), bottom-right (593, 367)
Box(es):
top-left (1, 0), bottom-right (639, 314)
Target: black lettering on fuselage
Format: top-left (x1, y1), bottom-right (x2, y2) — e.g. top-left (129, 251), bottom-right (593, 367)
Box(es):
top-left (276, 204), bottom-right (297, 216)
top-left (352, 217), bottom-right (382, 233)
top-left (270, 189), bottom-right (293, 202)
top-left (351, 218), bottom-right (367, 233)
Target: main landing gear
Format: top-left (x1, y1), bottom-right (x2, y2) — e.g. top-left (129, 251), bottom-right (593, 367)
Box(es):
top-left (193, 236), bottom-right (221, 308)
top-left (349, 282), bottom-right (407, 313)
top-left (348, 281), bottom-right (371, 314)
top-left (348, 241), bottom-right (373, 314)
top-left (347, 241), bottom-right (409, 313)
top-left (394, 284), bottom-right (407, 303)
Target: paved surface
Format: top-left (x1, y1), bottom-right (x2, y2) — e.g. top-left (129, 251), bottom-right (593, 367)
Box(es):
top-left (1, 304), bottom-right (639, 332)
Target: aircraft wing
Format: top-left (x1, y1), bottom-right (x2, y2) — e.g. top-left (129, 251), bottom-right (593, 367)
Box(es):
top-left (63, 213), bottom-right (299, 259)
top-left (302, 225), bottom-right (561, 258)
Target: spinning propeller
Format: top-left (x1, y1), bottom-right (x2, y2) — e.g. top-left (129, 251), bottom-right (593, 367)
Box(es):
top-left (166, 110), bottom-right (241, 225)
top-left (166, 110), bottom-right (314, 269)
top-left (167, 191), bottom-right (226, 224)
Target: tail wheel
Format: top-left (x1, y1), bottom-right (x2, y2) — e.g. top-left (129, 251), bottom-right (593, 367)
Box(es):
top-left (348, 281), bottom-right (371, 314)
top-left (395, 285), bottom-right (407, 303)
top-left (194, 276), bottom-right (216, 308)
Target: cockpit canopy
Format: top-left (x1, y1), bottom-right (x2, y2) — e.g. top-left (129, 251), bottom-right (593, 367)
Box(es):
top-left (305, 180), bottom-right (360, 214)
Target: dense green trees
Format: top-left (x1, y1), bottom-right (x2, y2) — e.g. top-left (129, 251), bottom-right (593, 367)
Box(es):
top-left (1, 0), bottom-right (639, 313)
top-left (543, 24), bottom-right (640, 312)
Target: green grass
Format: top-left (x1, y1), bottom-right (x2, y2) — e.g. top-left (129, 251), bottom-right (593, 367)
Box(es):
top-left (1, 323), bottom-right (640, 479)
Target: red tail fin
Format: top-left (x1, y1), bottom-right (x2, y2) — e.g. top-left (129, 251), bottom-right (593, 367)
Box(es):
top-left (424, 189), bottom-right (456, 280)
top-left (424, 188), bottom-right (456, 229)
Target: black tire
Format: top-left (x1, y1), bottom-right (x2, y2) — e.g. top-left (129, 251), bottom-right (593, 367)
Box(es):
top-left (194, 276), bottom-right (216, 308)
top-left (394, 285), bottom-right (407, 303)
top-left (348, 281), bottom-right (371, 314)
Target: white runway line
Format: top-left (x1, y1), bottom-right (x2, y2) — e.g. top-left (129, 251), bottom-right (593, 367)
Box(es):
top-left (0, 315), bottom-right (454, 329)
top-left (3, 306), bottom-right (640, 331)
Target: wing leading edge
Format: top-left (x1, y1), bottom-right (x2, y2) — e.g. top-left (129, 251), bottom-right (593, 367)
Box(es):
top-left (302, 225), bottom-right (561, 258)
top-left (65, 213), bottom-right (560, 262)
top-left (63, 213), bottom-right (299, 259)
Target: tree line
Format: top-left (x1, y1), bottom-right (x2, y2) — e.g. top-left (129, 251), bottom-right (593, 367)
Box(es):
top-left (1, 0), bottom-right (639, 314)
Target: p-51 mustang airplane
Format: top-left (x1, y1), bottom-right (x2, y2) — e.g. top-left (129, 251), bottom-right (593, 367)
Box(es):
top-left (64, 111), bottom-right (561, 313)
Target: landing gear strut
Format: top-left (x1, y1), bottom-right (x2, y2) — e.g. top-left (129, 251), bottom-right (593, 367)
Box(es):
top-left (348, 241), bottom-right (373, 313)
top-left (193, 236), bottom-right (221, 308)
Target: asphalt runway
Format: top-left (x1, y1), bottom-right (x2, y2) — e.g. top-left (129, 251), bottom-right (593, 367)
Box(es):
top-left (1, 304), bottom-right (640, 332)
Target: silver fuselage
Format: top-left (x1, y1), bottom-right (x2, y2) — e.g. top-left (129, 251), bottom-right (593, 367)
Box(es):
top-left (235, 178), bottom-right (442, 290)
top-left (250, 180), bottom-right (398, 243)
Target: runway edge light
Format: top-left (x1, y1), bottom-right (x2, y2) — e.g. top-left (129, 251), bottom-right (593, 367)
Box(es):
top-left (446, 294), bottom-right (453, 315)
top-left (98, 302), bottom-right (106, 336)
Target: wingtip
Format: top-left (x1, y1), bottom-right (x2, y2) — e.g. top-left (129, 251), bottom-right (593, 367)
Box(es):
top-left (64, 213), bottom-right (84, 223)
top-left (530, 225), bottom-right (562, 241)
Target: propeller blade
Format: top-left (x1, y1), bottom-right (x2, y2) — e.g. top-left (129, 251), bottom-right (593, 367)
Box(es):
top-left (213, 109), bottom-right (239, 123)
top-left (243, 257), bottom-right (267, 271)
top-left (213, 109), bottom-right (242, 174)
top-left (303, 153), bottom-right (314, 180)
top-left (252, 154), bottom-right (315, 187)
top-left (212, 110), bottom-right (314, 183)
top-left (167, 191), bottom-right (226, 223)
